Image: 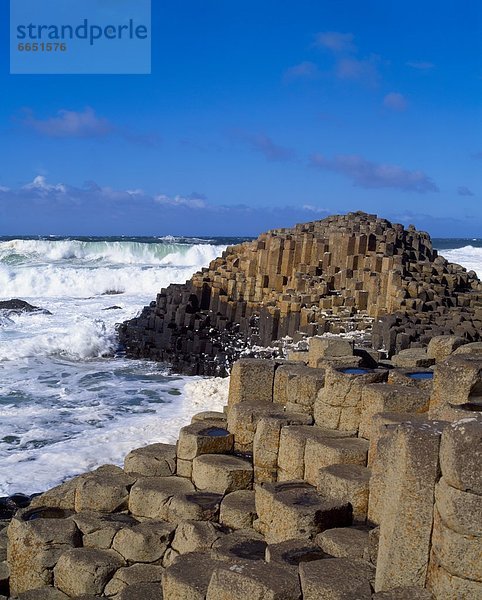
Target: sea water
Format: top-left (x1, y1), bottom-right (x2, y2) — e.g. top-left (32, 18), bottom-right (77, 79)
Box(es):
top-left (0, 236), bottom-right (480, 496)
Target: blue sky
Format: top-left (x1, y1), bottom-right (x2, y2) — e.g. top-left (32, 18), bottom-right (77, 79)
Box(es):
top-left (0, 0), bottom-right (481, 236)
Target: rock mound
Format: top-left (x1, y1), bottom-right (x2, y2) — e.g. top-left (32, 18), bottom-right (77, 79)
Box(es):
top-left (118, 212), bottom-right (481, 375)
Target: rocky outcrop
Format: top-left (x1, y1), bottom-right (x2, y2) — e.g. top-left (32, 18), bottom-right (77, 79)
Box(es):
top-left (3, 336), bottom-right (481, 599)
top-left (118, 212), bottom-right (481, 375)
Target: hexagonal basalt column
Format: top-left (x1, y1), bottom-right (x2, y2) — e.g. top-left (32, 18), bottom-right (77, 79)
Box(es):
top-left (429, 354), bottom-right (482, 420)
top-left (315, 366), bottom-right (388, 433)
top-left (7, 507), bottom-right (80, 596)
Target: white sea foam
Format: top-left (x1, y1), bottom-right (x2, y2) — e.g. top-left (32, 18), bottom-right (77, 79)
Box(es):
top-left (443, 245), bottom-right (482, 277)
top-left (0, 373), bottom-right (229, 496)
top-left (0, 239), bottom-right (223, 266)
top-left (0, 238), bottom-right (229, 495)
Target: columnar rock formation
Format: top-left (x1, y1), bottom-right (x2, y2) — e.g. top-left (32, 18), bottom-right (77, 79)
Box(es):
top-left (118, 212), bottom-right (482, 375)
top-left (2, 336), bottom-right (481, 599)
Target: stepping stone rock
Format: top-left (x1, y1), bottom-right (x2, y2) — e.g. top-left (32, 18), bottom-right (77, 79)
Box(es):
top-left (124, 443), bottom-right (177, 477)
top-left (228, 358), bottom-right (277, 405)
top-left (299, 557), bottom-right (372, 599)
top-left (265, 538), bottom-right (326, 570)
top-left (171, 520), bottom-right (225, 555)
top-left (278, 425), bottom-right (354, 481)
top-left (212, 529), bottom-right (267, 562)
top-left (315, 527), bottom-right (369, 559)
top-left (255, 481), bottom-right (352, 543)
top-left (162, 552), bottom-right (226, 600)
top-left (16, 588), bottom-right (69, 600)
top-left (317, 464), bottom-right (371, 522)
top-left (75, 467), bottom-right (135, 513)
top-left (129, 476), bottom-right (194, 520)
top-left (372, 587), bottom-right (434, 599)
top-left (439, 414), bottom-right (482, 495)
top-left (72, 512), bottom-right (139, 550)
top-left (304, 437), bottom-right (369, 486)
top-left (166, 491), bottom-right (223, 524)
top-left (8, 508), bottom-right (81, 596)
top-left (220, 490), bottom-right (256, 530)
top-left (112, 520), bottom-right (175, 563)
top-left (206, 560), bottom-right (301, 600)
top-left (115, 582), bottom-right (163, 599)
top-left (227, 401), bottom-right (311, 453)
top-left (192, 454), bottom-right (253, 494)
top-left (191, 411), bottom-right (227, 424)
top-left (54, 547), bottom-right (125, 596)
top-left (104, 563), bottom-right (164, 597)
top-left (177, 422), bottom-right (233, 461)
top-left (359, 383), bottom-right (429, 439)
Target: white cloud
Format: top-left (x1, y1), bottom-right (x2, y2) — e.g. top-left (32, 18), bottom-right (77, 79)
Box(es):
top-left (315, 32), bottom-right (356, 54)
top-left (383, 92), bottom-right (408, 111)
top-left (23, 176), bottom-right (67, 194)
top-left (21, 107), bottom-right (112, 138)
top-left (311, 153), bottom-right (439, 193)
top-left (283, 61), bottom-right (320, 82)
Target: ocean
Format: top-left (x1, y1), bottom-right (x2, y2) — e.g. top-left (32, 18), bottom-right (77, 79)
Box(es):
top-left (0, 236), bottom-right (481, 497)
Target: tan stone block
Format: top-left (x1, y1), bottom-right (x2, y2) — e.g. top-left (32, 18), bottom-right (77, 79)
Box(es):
top-left (166, 491), bottom-right (223, 524)
top-left (29, 475), bottom-right (87, 511)
top-left (191, 411), bottom-right (227, 425)
top-left (304, 437), bottom-right (368, 486)
top-left (387, 368), bottom-right (434, 392)
top-left (367, 412), bottom-right (427, 467)
top-left (427, 335), bottom-right (467, 361)
top-left (54, 548), bottom-right (124, 597)
top-left (286, 350), bottom-right (309, 364)
top-left (192, 454), bottom-right (253, 494)
top-left (71, 511), bottom-right (138, 550)
top-left (206, 560), bottom-right (301, 599)
top-left (317, 464), bottom-right (370, 522)
top-left (429, 354), bottom-right (482, 420)
top-left (176, 458), bottom-right (192, 479)
top-left (435, 477), bottom-right (482, 536)
top-left (228, 358), bottom-right (277, 405)
top-left (112, 520), bottom-right (175, 563)
top-left (171, 520), bottom-right (224, 555)
top-left (104, 564), bottom-right (164, 598)
top-left (392, 348), bottom-right (435, 369)
top-left (162, 552), bottom-right (226, 600)
top-left (255, 481), bottom-right (351, 544)
top-left (277, 425), bottom-right (354, 481)
top-left (219, 490), bottom-right (256, 530)
top-left (359, 383), bottom-right (429, 439)
top-left (128, 476), bottom-right (194, 520)
top-left (439, 415), bottom-right (482, 494)
top-left (7, 509), bottom-right (80, 596)
top-left (227, 401), bottom-right (311, 453)
top-left (308, 336), bottom-right (354, 367)
top-left (74, 468), bottom-right (135, 513)
top-left (13, 588), bottom-right (69, 600)
top-left (315, 366), bottom-right (388, 432)
top-left (315, 527), bottom-right (369, 559)
top-left (427, 552), bottom-right (482, 600)
top-left (177, 422), bottom-right (233, 461)
top-left (431, 508), bottom-right (482, 582)
top-left (374, 422), bottom-right (444, 592)
top-left (299, 558), bottom-right (372, 599)
top-left (285, 366), bottom-right (326, 413)
top-left (124, 443), bottom-right (177, 477)
top-left (372, 587), bottom-right (434, 599)
top-left (211, 529), bottom-right (267, 563)
top-left (265, 538), bottom-right (325, 569)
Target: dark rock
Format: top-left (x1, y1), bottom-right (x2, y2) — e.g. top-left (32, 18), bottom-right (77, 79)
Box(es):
top-left (0, 299), bottom-right (51, 315)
